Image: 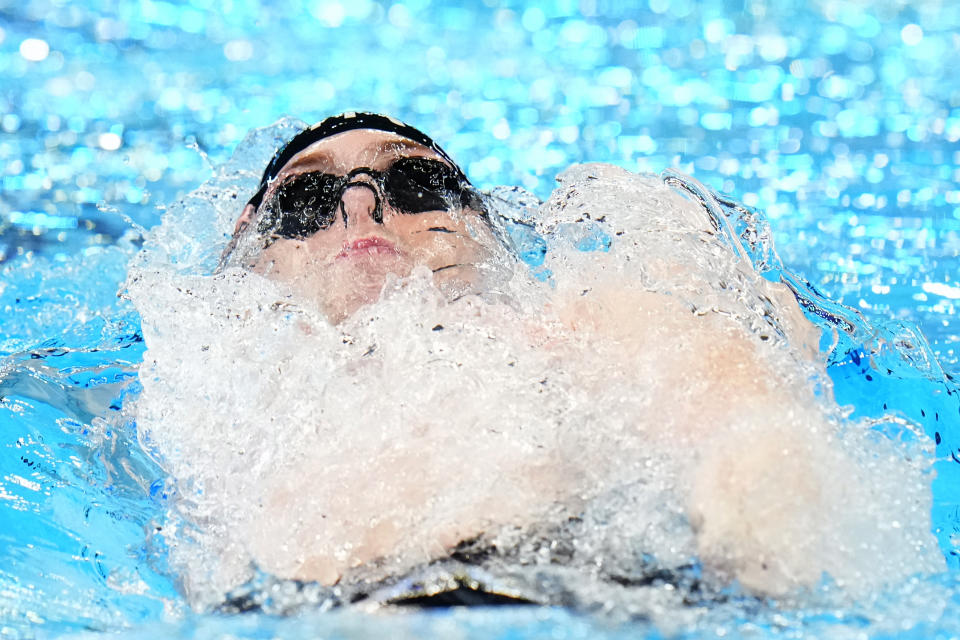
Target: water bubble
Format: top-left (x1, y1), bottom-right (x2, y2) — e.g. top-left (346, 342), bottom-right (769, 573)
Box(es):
top-left (704, 19), bottom-right (733, 44)
top-left (492, 119), bottom-right (511, 140)
top-left (2, 114), bottom-right (21, 133)
top-left (98, 132), bottom-right (122, 151)
top-left (649, 0), bottom-right (670, 15)
top-left (701, 112), bottom-right (732, 130)
top-left (388, 3), bottom-right (412, 28)
top-left (223, 39), bottom-right (253, 61)
top-left (923, 282), bottom-right (960, 300)
top-left (521, 7), bottom-right (545, 32)
top-left (757, 35), bottom-right (788, 62)
top-left (19, 38), bottom-right (50, 62)
top-left (901, 24), bottom-right (924, 46)
top-left (312, 1), bottom-right (346, 27)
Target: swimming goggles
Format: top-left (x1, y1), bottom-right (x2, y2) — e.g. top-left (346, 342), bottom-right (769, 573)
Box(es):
top-left (256, 156), bottom-right (483, 239)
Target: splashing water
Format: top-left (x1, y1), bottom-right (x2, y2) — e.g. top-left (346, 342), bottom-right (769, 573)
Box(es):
top-left (112, 121), bottom-right (948, 631)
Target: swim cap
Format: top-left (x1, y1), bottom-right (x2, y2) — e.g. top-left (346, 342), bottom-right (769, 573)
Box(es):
top-left (247, 112), bottom-right (469, 210)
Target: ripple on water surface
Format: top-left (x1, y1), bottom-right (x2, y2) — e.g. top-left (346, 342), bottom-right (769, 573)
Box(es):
top-left (1, 1), bottom-right (959, 636)
top-left (22, 123), bottom-right (940, 635)
top-left (0, 0), bottom-right (956, 367)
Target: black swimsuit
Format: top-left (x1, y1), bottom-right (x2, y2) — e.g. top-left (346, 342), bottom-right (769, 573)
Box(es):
top-left (216, 524), bottom-right (706, 614)
top-left (217, 558), bottom-right (542, 615)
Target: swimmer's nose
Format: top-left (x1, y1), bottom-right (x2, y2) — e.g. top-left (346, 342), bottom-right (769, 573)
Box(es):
top-left (338, 182), bottom-right (383, 225)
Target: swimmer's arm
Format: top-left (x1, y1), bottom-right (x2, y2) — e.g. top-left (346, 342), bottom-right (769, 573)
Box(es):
top-left (553, 284), bottom-right (845, 597)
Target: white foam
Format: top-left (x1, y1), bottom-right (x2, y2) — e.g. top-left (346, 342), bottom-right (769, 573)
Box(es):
top-left (126, 124), bottom-right (944, 613)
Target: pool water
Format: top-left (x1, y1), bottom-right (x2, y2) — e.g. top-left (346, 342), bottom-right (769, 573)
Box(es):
top-left (1, 0), bottom-right (959, 637)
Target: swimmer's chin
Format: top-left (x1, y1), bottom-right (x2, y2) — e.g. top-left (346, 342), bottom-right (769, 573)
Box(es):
top-left (292, 265), bottom-right (487, 326)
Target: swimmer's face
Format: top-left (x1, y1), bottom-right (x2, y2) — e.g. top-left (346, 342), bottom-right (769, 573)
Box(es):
top-left (230, 129), bottom-right (497, 322)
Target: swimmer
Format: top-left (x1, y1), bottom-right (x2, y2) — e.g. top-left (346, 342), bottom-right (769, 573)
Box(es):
top-left (204, 112), bottom-right (941, 606)
top-left (222, 112), bottom-right (503, 324)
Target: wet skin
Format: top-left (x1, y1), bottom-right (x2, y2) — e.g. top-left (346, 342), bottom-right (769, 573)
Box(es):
top-left (230, 129), bottom-right (497, 322)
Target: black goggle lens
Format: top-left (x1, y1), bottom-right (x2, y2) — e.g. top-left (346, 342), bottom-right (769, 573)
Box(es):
top-left (257, 158), bottom-right (474, 239)
top-left (383, 157), bottom-right (464, 214)
top-left (263, 172), bottom-right (342, 238)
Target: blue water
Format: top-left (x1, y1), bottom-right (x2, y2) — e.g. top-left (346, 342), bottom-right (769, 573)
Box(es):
top-left (1, 1), bottom-right (959, 637)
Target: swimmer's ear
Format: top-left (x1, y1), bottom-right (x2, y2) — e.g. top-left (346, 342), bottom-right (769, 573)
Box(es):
top-left (234, 203), bottom-right (257, 235)
top-left (217, 204), bottom-right (257, 273)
